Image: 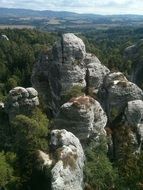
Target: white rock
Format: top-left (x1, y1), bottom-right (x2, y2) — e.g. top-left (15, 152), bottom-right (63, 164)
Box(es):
top-left (102, 72), bottom-right (143, 121)
top-left (38, 150), bottom-right (52, 167)
top-left (5, 86), bottom-right (39, 120)
top-left (50, 129), bottom-right (85, 190)
top-left (26, 87), bottom-right (38, 98)
top-left (0, 102), bottom-right (4, 109)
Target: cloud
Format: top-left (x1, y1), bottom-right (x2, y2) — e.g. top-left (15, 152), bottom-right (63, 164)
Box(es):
top-left (0, 0), bottom-right (143, 14)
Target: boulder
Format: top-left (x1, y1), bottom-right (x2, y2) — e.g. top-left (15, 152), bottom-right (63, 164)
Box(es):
top-left (54, 95), bottom-right (107, 146)
top-left (5, 86), bottom-right (39, 120)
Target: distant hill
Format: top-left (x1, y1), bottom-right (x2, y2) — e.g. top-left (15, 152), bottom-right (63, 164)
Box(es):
top-left (0, 7), bottom-right (143, 31)
top-left (0, 7), bottom-right (80, 18)
top-left (0, 7), bottom-right (143, 19)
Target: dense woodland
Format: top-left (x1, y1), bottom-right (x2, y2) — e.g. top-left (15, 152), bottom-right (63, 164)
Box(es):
top-left (0, 28), bottom-right (143, 189)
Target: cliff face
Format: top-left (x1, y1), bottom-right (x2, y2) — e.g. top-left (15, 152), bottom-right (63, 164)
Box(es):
top-left (32, 33), bottom-right (109, 116)
top-left (125, 39), bottom-right (143, 88)
top-left (101, 72), bottom-right (143, 121)
top-left (125, 100), bottom-right (143, 149)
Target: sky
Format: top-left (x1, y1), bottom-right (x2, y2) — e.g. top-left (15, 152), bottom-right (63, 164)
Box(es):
top-left (0, 0), bottom-right (143, 15)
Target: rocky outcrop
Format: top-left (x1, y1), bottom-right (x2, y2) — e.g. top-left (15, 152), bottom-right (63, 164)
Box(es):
top-left (32, 33), bottom-right (109, 116)
top-left (101, 72), bottom-right (143, 121)
top-left (85, 55), bottom-right (110, 96)
top-left (5, 87), bottom-right (39, 120)
top-left (111, 99), bottom-right (143, 158)
top-left (125, 100), bottom-right (143, 147)
top-left (0, 102), bottom-right (4, 109)
top-left (31, 33), bottom-right (143, 165)
top-left (1, 34), bottom-right (9, 41)
top-left (109, 101), bottom-right (143, 158)
top-left (125, 39), bottom-right (143, 88)
top-left (37, 129), bottom-right (85, 190)
top-left (53, 95), bottom-right (107, 146)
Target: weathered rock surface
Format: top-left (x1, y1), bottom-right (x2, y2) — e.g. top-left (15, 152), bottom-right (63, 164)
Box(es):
top-left (86, 56), bottom-right (110, 95)
top-left (54, 96), bottom-right (107, 145)
top-left (37, 129), bottom-right (85, 190)
top-left (101, 72), bottom-right (143, 121)
top-left (51, 129), bottom-right (85, 190)
top-left (125, 100), bottom-right (143, 144)
top-left (0, 102), bottom-right (4, 109)
top-left (32, 33), bottom-right (109, 116)
top-left (125, 39), bottom-right (143, 88)
top-left (37, 150), bottom-right (53, 168)
top-left (5, 86), bottom-right (39, 120)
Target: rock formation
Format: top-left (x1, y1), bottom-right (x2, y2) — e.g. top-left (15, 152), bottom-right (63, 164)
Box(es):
top-left (96, 71), bottom-right (143, 158)
top-left (1, 34), bottom-right (9, 41)
top-left (101, 72), bottom-right (143, 121)
top-left (31, 33), bottom-right (143, 161)
top-left (0, 102), bottom-right (4, 109)
top-left (2, 32), bottom-right (143, 190)
top-left (125, 100), bottom-right (143, 150)
top-left (32, 33), bottom-right (109, 116)
top-left (125, 39), bottom-right (143, 88)
top-left (53, 95), bottom-right (107, 146)
top-left (86, 56), bottom-right (110, 96)
top-left (37, 129), bottom-right (85, 190)
top-left (5, 87), bottom-right (39, 120)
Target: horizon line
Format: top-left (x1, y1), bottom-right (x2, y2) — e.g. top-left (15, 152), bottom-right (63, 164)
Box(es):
top-left (0, 6), bottom-right (143, 16)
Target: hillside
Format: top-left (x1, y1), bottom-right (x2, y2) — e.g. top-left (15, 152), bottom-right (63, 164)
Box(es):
top-left (1, 7), bottom-right (143, 31)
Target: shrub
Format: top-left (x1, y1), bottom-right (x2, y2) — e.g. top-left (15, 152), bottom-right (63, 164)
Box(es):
top-left (61, 85), bottom-right (84, 104)
top-left (84, 137), bottom-right (118, 190)
top-left (0, 151), bottom-right (17, 189)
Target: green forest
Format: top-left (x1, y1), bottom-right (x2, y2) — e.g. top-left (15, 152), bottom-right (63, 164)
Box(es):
top-left (0, 28), bottom-right (143, 190)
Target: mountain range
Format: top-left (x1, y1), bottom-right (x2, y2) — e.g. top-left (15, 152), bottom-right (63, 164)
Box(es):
top-left (0, 7), bottom-right (143, 31)
top-left (1, 7), bottom-right (143, 20)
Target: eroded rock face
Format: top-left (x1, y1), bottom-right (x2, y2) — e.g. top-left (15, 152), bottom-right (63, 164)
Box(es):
top-left (53, 33), bottom-right (87, 94)
top-left (111, 99), bottom-right (143, 158)
top-left (5, 87), bottom-right (39, 120)
top-left (86, 56), bottom-right (110, 95)
top-left (32, 33), bottom-right (109, 116)
top-left (54, 96), bottom-right (107, 145)
top-left (125, 39), bottom-right (143, 88)
top-left (51, 129), bottom-right (85, 190)
top-left (125, 100), bottom-right (143, 144)
top-left (101, 72), bottom-right (143, 121)
top-left (37, 129), bottom-right (85, 190)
